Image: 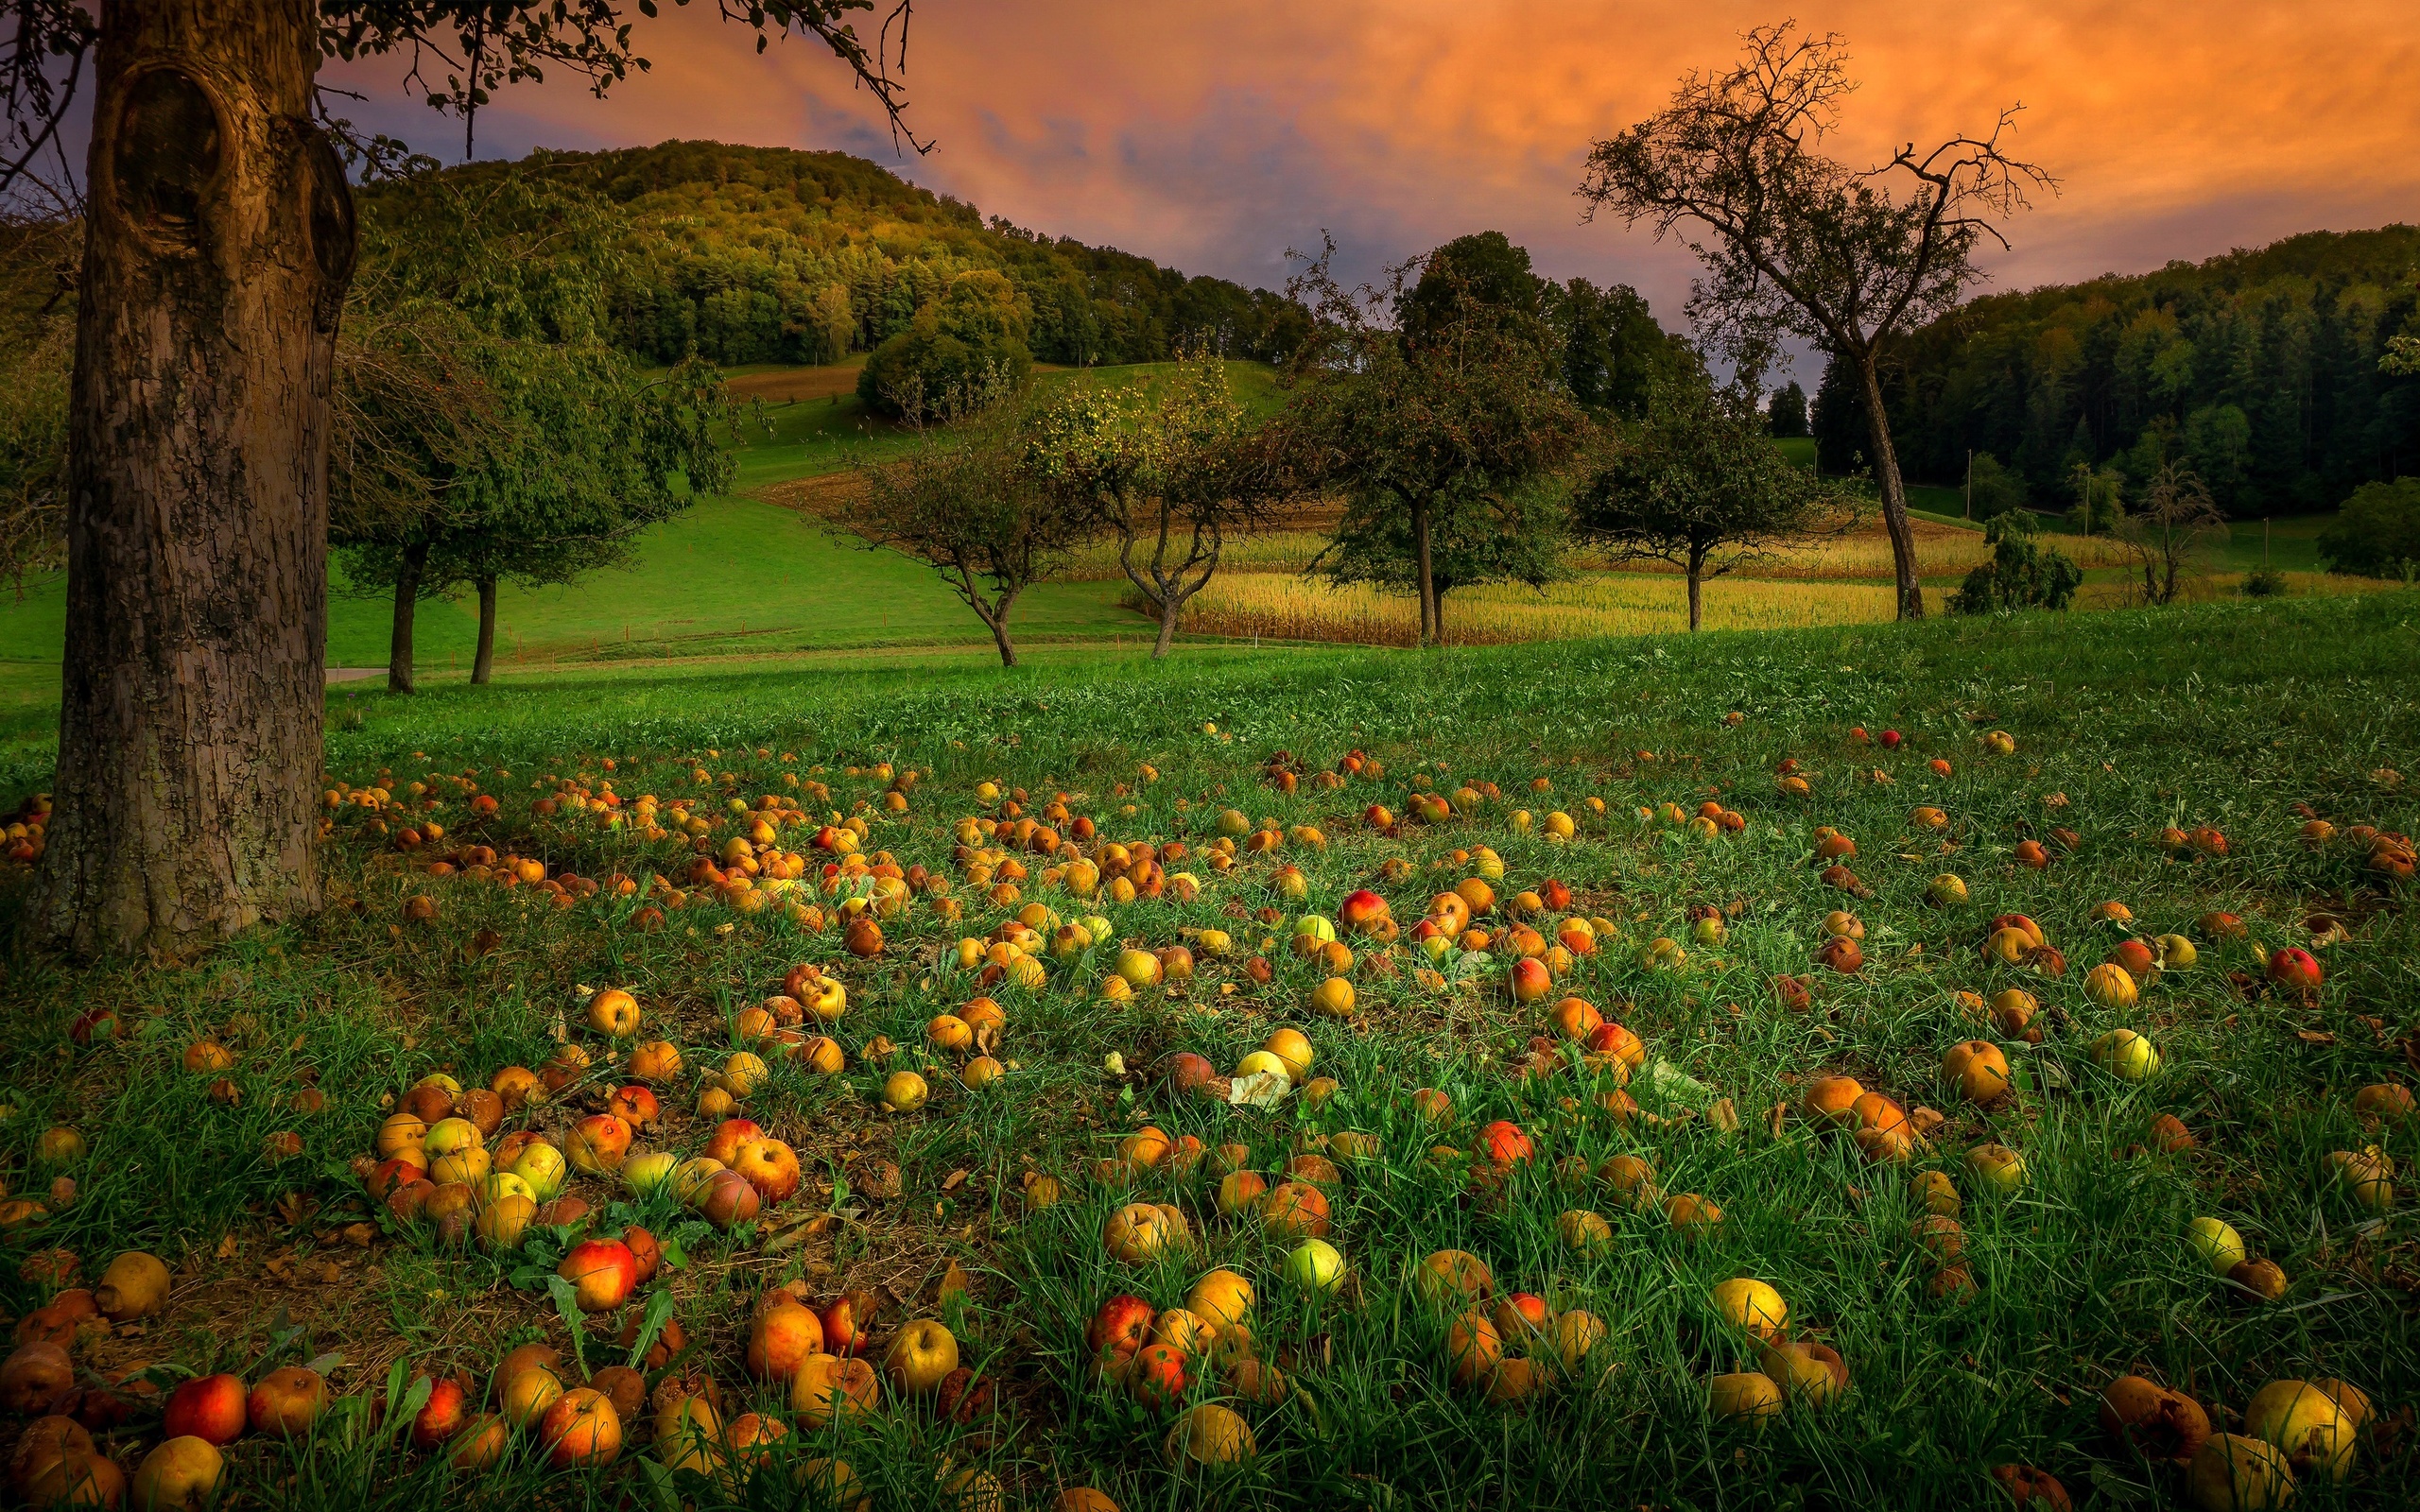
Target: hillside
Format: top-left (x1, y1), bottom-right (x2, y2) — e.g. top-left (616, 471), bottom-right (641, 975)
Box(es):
top-left (417, 140), bottom-right (1310, 371)
top-left (1831, 225), bottom-right (2420, 515)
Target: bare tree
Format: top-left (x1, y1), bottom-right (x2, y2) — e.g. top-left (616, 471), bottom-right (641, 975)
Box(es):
top-left (2116, 460), bottom-right (2227, 605)
top-left (1578, 21), bottom-right (2053, 621)
top-left (1025, 345), bottom-right (1295, 658)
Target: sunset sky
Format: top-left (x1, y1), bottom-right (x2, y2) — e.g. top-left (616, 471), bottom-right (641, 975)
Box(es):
top-left (332, 1), bottom-right (2420, 376)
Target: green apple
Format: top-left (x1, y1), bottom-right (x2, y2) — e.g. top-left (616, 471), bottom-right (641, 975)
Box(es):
top-left (1285, 1239), bottom-right (1344, 1292)
top-left (509, 1143), bottom-right (569, 1200)
top-left (621, 1150), bottom-right (680, 1197)
top-left (2092, 1028), bottom-right (2161, 1082)
top-left (1964, 1143), bottom-right (2028, 1194)
top-left (2187, 1217), bottom-right (2247, 1277)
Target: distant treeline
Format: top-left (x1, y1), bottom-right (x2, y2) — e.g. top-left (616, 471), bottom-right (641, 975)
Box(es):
top-left (1811, 226), bottom-right (2420, 516)
top-left (404, 141), bottom-right (1312, 370)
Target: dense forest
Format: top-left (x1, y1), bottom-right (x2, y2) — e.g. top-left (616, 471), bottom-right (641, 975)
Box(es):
top-left (403, 141), bottom-right (1313, 370)
top-left (1812, 226), bottom-right (2420, 516)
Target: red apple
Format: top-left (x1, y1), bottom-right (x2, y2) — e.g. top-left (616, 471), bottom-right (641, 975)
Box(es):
top-left (821, 1290), bottom-right (877, 1356)
top-left (1509, 956), bottom-right (1551, 1004)
top-left (2268, 947), bottom-right (2323, 990)
top-left (1477, 1120), bottom-right (1535, 1168)
top-left (1127, 1342), bottom-right (1191, 1411)
top-left (1087, 1294), bottom-right (1154, 1366)
top-left (557, 1239), bottom-right (639, 1314)
top-left (1340, 889), bottom-right (1391, 931)
top-left (605, 1085), bottom-right (660, 1128)
top-left (704, 1118), bottom-right (766, 1166)
top-left (731, 1137), bottom-right (803, 1203)
top-left (410, 1375), bottom-right (472, 1449)
top-left (1880, 730), bottom-right (1903, 748)
top-left (565, 1113), bottom-right (632, 1176)
top-left (163, 1372), bottom-right (247, 1446)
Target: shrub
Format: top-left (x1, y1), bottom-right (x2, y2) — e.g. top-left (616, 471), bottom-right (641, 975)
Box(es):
top-left (2316, 477), bottom-right (2420, 579)
top-left (1950, 512), bottom-right (2083, 614)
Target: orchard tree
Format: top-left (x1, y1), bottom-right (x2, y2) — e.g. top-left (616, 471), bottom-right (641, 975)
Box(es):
top-left (1281, 235), bottom-right (1584, 644)
top-left (835, 385), bottom-right (1092, 667)
top-left (0, 0), bottom-right (917, 954)
top-left (1574, 373), bottom-right (1851, 630)
top-left (1024, 346), bottom-right (1294, 659)
top-left (332, 165), bottom-right (730, 691)
top-left (1580, 21), bottom-right (2052, 621)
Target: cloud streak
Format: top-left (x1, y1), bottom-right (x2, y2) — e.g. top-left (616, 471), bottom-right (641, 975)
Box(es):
top-left (325, 1), bottom-right (2420, 371)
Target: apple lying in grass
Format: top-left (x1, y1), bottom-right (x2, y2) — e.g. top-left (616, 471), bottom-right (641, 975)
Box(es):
top-left (162, 1373), bottom-right (247, 1446)
top-left (130, 1437), bottom-right (223, 1511)
top-left (558, 1238), bottom-right (638, 1313)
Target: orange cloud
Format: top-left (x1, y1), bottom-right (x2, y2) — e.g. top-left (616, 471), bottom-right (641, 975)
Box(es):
top-left (334, 1), bottom-right (2420, 351)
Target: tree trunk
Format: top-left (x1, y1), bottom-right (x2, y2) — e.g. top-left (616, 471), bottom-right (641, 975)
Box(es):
top-left (1686, 546), bottom-right (1705, 632)
top-left (1413, 496), bottom-right (1437, 644)
top-left (388, 539), bottom-right (428, 695)
top-left (31, 0), bottom-right (354, 955)
top-left (1154, 598), bottom-right (1181, 658)
top-left (1431, 587), bottom-right (1446, 644)
top-left (1855, 356), bottom-right (1924, 620)
top-left (472, 575), bottom-right (497, 684)
top-left (984, 588), bottom-right (1020, 667)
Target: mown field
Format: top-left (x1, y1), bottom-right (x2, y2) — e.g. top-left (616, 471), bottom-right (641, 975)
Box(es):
top-left (1, 592), bottom-right (2414, 1509)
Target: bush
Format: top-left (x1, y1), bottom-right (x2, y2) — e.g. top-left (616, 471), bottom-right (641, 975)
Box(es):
top-left (1950, 512), bottom-right (2083, 614)
top-left (1966, 454), bottom-right (2027, 522)
top-left (2242, 568), bottom-right (2290, 598)
top-left (858, 270), bottom-right (1034, 420)
top-left (2316, 477), bottom-right (2420, 579)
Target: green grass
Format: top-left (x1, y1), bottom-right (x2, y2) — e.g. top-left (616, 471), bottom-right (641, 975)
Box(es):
top-left (1, 591), bottom-right (2415, 1508)
top-left (0, 497), bottom-right (1153, 695)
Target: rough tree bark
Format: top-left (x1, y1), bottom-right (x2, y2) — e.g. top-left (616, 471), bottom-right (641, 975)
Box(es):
top-left (31, 0), bottom-right (353, 954)
top-left (977, 588), bottom-right (1020, 667)
top-left (1856, 357), bottom-right (1924, 621)
top-left (1686, 541), bottom-right (1707, 632)
top-left (1412, 496), bottom-right (1436, 644)
top-left (472, 575), bottom-right (497, 684)
top-left (387, 537), bottom-right (428, 694)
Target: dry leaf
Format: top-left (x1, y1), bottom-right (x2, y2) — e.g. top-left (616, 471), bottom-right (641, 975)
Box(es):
top-left (942, 1169), bottom-right (969, 1192)
top-left (2297, 1030), bottom-right (2337, 1045)
top-left (937, 1261), bottom-right (972, 1305)
top-left (214, 1234), bottom-right (238, 1261)
top-left (1708, 1098), bottom-right (1739, 1133)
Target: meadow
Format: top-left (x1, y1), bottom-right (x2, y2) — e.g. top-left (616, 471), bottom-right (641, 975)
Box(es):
top-left (0, 591), bottom-right (2414, 1509)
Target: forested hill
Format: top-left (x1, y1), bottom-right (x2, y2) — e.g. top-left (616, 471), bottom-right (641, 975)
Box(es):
top-left (425, 140), bottom-right (1311, 370)
top-left (1821, 225), bottom-right (2420, 515)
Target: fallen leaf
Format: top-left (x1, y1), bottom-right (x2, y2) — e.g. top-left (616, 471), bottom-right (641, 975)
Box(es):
top-left (2298, 1030), bottom-right (2337, 1046)
top-left (937, 1261), bottom-right (972, 1305)
top-left (942, 1169), bottom-right (969, 1192)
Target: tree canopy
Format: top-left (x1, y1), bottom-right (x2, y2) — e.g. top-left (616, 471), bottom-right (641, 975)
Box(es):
top-left (1283, 235), bottom-right (1586, 644)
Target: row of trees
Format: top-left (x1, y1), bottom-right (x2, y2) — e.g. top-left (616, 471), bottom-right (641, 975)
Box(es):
top-left (840, 230), bottom-right (1852, 661)
top-left (0, 163), bottom-right (735, 694)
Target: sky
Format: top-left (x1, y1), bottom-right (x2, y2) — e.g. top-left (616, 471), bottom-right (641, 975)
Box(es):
top-left (327, 1), bottom-right (2420, 381)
